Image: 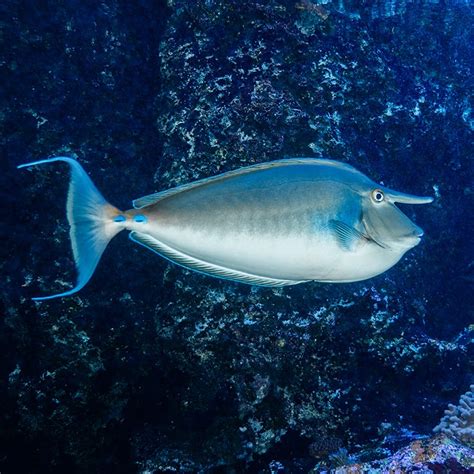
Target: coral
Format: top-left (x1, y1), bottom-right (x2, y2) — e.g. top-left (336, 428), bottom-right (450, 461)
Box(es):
top-left (433, 385), bottom-right (474, 448)
top-left (334, 435), bottom-right (474, 473)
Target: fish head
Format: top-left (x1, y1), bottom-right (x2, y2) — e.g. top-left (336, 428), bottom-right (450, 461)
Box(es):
top-left (360, 185), bottom-right (433, 251)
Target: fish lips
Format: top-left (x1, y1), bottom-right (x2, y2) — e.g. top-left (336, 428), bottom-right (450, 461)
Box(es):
top-left (401, 227), bottom-right (424, 248)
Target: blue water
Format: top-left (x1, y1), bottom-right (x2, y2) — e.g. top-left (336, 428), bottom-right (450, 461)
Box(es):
top-left (1, 1), bottom-right (473, 472)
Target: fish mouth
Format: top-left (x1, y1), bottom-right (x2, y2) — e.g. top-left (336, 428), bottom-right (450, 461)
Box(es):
top-left (399, 228), bottom-right (424, 248)
top-left (396, 217), bottom-right (425, 247)
top-left (374, 227), bottom-right (424, 250)
top-left (362, 221), bottom-right (424, 249)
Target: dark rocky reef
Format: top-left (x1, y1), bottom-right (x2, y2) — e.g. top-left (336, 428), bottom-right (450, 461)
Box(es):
top-left (334, 435), bottom-right (473, 473)
top-left (1, 1), bottom-right (473, 472)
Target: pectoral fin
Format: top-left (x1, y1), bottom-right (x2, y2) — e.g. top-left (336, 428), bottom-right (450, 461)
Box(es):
top-left (328, 220), bottom-right (368, 251)
top-left (129, 232), bottom-right (307, 287)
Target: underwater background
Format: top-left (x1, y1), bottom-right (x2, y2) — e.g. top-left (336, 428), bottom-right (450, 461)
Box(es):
top-left (1, 0), bottom-right (473, 472)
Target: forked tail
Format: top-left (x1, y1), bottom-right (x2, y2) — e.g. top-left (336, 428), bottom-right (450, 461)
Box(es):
top-left (18, 157), bottom-right (125, 301)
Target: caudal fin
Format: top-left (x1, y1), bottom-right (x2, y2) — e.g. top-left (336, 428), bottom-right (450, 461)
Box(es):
top-left (18, 157), bottom-right (124, 301)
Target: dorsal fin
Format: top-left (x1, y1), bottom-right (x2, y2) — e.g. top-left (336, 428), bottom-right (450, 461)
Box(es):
top-left (132, 158), bottom-right (358, 209)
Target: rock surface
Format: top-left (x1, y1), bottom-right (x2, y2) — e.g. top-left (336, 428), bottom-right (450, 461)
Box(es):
top-left (330, 435), bottom-right (473, 473)
top-left (1, 1), bottom-right (473, 472)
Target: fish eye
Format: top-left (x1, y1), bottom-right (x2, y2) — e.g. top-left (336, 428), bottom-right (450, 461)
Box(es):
top-left (372, 189), bottom-right (385, 202)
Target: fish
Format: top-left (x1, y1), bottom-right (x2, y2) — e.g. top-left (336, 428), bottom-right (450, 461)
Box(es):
top-left (18, 157), bottom-right (433, 301)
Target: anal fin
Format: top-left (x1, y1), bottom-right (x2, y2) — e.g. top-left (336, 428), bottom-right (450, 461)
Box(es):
top-left (129, 232), bottom-right (306, 287)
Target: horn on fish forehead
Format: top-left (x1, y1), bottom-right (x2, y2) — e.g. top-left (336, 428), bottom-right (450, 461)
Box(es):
top-left (381, 187), bottom-right (434, 205)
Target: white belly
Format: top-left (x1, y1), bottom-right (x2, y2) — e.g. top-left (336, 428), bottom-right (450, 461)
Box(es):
top-left (131, 219), bottom-right (406, 283)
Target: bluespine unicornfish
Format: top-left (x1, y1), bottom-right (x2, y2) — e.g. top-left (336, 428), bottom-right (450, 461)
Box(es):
top-left (18, 157), bottom-right (433, 301)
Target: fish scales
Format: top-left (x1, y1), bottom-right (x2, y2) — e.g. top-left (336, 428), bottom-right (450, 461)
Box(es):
top-left (150, 172), bottom-right (346, 239)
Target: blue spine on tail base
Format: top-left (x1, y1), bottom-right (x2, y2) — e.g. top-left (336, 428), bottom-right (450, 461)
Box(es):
top-left (18, 157), bottom-right (123, 301)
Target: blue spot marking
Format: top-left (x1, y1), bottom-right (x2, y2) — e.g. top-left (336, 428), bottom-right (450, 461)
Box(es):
top-left (134, 214), bottom-right (147, 223)
top-left (114, 215), bottom-right (126, 223)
